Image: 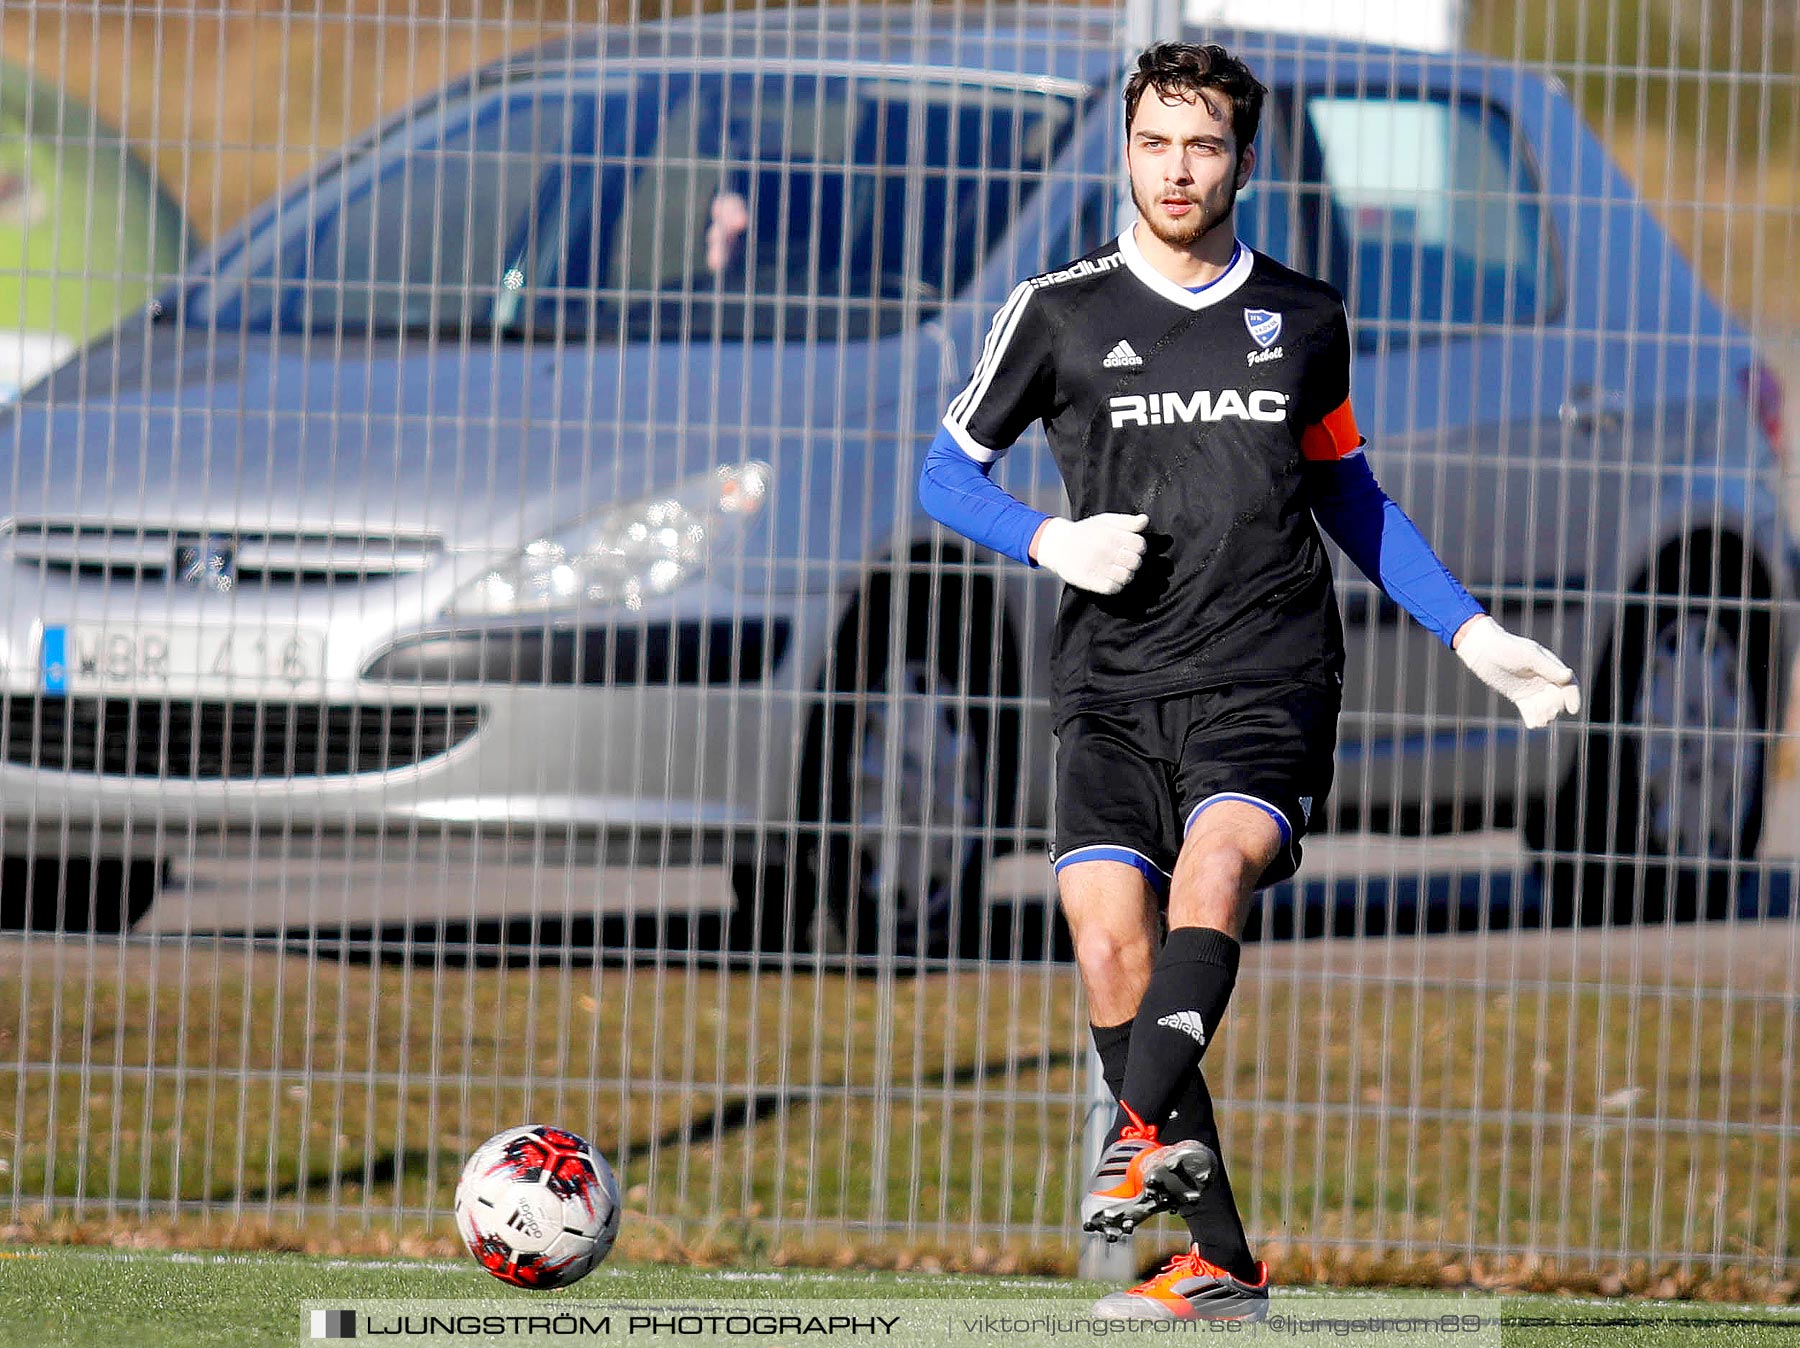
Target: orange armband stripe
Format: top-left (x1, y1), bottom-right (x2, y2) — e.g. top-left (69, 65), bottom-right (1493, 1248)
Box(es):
top-left (1300, 397), bottom-right (1365, 461)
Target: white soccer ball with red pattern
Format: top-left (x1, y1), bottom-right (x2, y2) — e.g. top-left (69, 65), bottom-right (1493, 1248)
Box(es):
top-left (453, 1125), bottom-right (620, 1288)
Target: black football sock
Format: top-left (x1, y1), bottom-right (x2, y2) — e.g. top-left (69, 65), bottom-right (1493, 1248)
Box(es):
top-left (1090, 1020), bottom-right (1134, 1151)
top-left (1162, 1069), bottom-right (1257, 1284)
top-left (1090, 1019), bottom-right (1138, 1152)
top-left (1118, 926), bottom-right (1240, 1133)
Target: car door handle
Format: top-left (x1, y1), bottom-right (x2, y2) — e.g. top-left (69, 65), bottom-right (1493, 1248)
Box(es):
top-left (1559, 386), bottom-right (1627, 434)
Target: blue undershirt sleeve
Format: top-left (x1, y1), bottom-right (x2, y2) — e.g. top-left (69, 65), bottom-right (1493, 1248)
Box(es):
top-left (1305, 453), bottom-right (1486, 648)
top-left (917, 424), bottom-right (1051, 568)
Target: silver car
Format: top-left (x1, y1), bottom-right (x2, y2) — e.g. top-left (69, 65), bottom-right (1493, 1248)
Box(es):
top-left (0, 10), bottom-right (1791, 946)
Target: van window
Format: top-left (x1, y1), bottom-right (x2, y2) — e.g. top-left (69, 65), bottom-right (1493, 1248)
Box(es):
top-left (1305, 94), bottom-right (1553, 333)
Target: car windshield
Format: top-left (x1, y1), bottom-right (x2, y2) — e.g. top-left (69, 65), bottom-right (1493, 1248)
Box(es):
top-left (180, 70), bottom-right (1082, 342)
top-left (182, 88), bottom-right (573, 337)
top-left (521, 71), bottom-right (1082, 341)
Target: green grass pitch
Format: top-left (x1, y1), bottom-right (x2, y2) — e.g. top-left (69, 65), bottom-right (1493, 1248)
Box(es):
top-left (1, 1246), bottom-right (1797, 1348)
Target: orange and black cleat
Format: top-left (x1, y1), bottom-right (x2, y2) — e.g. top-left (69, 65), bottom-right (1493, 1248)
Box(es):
top-left (1078, 1105), bottom-right (1218, 1240)
top-left (1092, 1245), bottom-right (1271, 1321)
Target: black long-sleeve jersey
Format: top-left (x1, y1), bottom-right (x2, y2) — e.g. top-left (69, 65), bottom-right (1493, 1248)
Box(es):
top-left (942, 227), bottom-right (1366, 720)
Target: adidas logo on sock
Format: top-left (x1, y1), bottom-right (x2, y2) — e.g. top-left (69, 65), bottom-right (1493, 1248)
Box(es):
top-left (1102, 339), bottom-right (1143, 368)
top-left (1157, 1010), bottom-right (1208, 1046)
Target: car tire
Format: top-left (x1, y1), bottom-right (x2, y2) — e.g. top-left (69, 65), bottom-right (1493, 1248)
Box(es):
top-left (1532, 541), bottom-right (1770, 925)
top-left (735, 560), bottom-right (1018, 963)
top-left (0, 856), bottom-right (160, 933)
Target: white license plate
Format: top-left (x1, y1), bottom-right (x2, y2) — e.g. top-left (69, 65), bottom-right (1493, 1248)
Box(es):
top-left (41, 625), bottom-right (327, 693)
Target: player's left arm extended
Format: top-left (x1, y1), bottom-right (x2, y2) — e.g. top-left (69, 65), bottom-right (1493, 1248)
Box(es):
top-left (1304, 448), bottom-right (1581, 729)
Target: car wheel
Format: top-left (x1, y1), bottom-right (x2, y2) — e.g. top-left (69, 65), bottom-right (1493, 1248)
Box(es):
top-left (0, 856), bottom-right (161, 933)
top-left (1535, 551), bottom-right (1769, 925)
top-left (736, 564), bottom-right (1017, 963)
top-left (821, 647), bottom-right (989, 960)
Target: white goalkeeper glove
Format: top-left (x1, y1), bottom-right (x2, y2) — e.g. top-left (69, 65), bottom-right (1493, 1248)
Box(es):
top-left (1031, 513), bottom-right (1149, 595)
top-left (1454, 615), bottom-right (1582, 728)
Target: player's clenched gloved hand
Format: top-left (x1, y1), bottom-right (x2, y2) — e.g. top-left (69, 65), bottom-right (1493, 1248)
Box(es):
top-left (1032, 513), bottom-right (1149, 595)
top-left (1454, 614), bottom-right (1582, 728)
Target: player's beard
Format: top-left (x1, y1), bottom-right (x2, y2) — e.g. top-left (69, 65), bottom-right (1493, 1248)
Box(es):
top-left (1131, 175), bottom-right (1237, 250)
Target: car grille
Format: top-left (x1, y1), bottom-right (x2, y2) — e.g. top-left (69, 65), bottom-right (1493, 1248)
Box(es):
top-left (1, 698), bottom-right (484, 779)
top-left (1, 521), bottom-right (442, 583)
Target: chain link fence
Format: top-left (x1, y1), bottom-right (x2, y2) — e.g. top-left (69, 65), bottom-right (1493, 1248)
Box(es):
top-left (0, 0), bottom-right (1794, 1289)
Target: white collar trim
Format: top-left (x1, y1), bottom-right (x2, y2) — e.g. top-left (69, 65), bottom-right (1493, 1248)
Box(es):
top-left (1117, 226), bottom-right (1255, 310)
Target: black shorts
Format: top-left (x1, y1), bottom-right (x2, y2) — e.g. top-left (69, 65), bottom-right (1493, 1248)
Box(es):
top-left (1051, 681), bottom-right (1341, 892)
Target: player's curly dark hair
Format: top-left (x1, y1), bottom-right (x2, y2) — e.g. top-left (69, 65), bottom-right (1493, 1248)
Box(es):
top-left (1123, 42), bottom-right (1267, 154)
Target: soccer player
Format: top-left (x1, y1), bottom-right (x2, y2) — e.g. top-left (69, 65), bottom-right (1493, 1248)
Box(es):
top-left (917, 42), bottom-right (1580, 1321)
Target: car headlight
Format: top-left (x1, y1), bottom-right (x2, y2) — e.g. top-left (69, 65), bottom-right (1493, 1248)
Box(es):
top-left (449, 461), bottom-right (770, 616)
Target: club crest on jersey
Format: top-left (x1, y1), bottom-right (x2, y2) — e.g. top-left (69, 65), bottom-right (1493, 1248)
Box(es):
top-left (1244, 308), bottom-right (1283, 348)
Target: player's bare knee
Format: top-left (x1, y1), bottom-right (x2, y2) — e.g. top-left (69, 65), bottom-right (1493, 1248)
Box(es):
top-left (1167, 843), bottom-right (1261, 931)
top-left (1202, 845), bottom-right (1260, 899)
top-left (1187, 842), bottom-right (1260, 893)
top-left (1069, 916), bottom-right (1148, 984)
